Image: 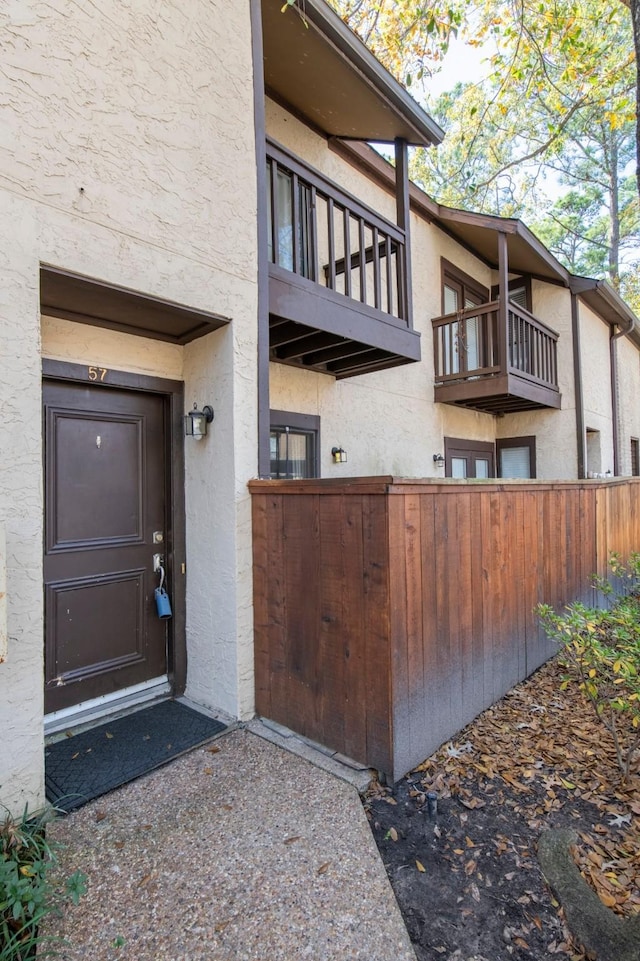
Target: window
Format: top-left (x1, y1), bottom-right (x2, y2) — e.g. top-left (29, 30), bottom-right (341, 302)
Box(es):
top-left (631, 438), bottom-right (639, 476)
top-left (586, 428), bottom-right (602, 476)
top-left (441, 260), bottom-right (490, 376)
top-left (266, 161), bottom-right (313, 279)
top-left (497, 437), bottom-right (536, 479)
top-left (491, 276), bottom-right (532, 313)
top-left (269, 411), bottom-right (320, 479)
top-left (444, 438), bottom-right (495, 478)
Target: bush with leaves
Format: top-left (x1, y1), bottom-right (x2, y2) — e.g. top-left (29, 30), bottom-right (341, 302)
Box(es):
top-left (538, 553), bottom-right (640, 782)
top-left (0, 805), bottom-right (86, 961)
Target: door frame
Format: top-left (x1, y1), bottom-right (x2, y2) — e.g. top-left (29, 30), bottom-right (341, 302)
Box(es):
top-left (444, 436), bottom-right (496, 478)
top-left (42, 359), bottom-right (187, 698)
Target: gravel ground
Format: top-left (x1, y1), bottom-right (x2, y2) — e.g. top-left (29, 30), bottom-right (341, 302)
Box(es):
top-left (44, 728), bottom-right (415, 961)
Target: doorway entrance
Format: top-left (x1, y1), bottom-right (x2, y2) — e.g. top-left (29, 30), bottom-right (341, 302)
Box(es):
top-left (43, 367), bottom-right (184, 716)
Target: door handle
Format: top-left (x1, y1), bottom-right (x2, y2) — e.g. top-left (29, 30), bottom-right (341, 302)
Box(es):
top-left (152, 553), bottom-right (164, 572)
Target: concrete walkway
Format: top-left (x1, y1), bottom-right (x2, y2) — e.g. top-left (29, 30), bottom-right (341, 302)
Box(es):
top-left (46, 728), bottom-right (416, 961)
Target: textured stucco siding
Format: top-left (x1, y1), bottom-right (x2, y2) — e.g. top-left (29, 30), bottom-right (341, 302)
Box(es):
top-left (0, 192), bottom-right (45, 814)
top-left (495, 283), bottom-right (578, 479)
top-left (579, 303), bottom-right (615, 474)
top-left (1, 0), bottom-right (258, 813)
top-left (613, 333), bottom-right (640, 476)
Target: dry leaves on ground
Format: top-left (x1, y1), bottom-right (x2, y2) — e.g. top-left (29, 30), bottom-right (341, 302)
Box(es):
top-left (366, 656), bottom-right (639, 961)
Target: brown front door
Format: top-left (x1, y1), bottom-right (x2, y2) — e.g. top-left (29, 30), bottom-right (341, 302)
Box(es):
top-left (44, 379), bottom-right (169, 714)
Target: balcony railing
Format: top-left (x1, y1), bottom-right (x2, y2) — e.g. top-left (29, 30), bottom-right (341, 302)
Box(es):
top-left (267, 140), bottom-right (410, 326)
top-left (432, 300), bottom-right (560, 413)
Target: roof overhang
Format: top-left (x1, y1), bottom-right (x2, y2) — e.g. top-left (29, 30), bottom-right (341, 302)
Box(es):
top-left (571, 276), bottom-right (639, 343)
top-left (330, 140), bottom-right (570, 284)
top-left (260, 0), bottom-right (443, 147)
top-left (40, 266), bottom-right (230, 344)
top-left (431, 206), bottom-right (570, 285)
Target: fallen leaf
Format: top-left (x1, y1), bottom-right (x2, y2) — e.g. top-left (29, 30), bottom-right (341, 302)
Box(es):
top-left (214, 920), bottom-right (232, 933)
top-left (317, 862), bottom-right (331, 875)
top-left (284, 836), bottom-right (301, 845)
top-left (388, 827), bottom-right (398, 842)
top-left (203, 767), bottom-right (213, 775)
top-left (95, 811), bottom-right (106, 822)
top-left (416, 860), bottom-right (426, 872)
top-left (206, 746), bottom-right (221, 754)
top-left (105, 732), bottom-right (113, 739)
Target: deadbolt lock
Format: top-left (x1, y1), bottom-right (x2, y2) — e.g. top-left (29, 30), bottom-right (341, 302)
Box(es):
top-left (153, 531), bottom-right (164, 544)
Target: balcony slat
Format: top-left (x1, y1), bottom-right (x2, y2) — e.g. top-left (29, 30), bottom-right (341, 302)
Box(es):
top-left (386, 236), bottom-right (393, 315)
top-left (343, 208), bottom-right (352, 299)
top-left (359, 217), bottom-right (367, 304)
top-left (372, 226), bottom-right (381, 310)
top-left (292, 172), bottom-right (300, 275)
top-left (327, 197), bottom-right (336, 291)
top-left (309, 185), bottom-right (318, 283)
top-left (269, 159), bottom-right (279, 265)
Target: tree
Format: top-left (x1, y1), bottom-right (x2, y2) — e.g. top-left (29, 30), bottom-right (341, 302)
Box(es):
top-left (332, 0), bottom-right (639, 309)
top-left (332, 0), bottom-right (640, 202)
top-left (531, 120), bottom-right (639, 299)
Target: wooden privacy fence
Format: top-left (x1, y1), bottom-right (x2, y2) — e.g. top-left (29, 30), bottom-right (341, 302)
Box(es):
top-left (249, 476), bottom-right (640, 781)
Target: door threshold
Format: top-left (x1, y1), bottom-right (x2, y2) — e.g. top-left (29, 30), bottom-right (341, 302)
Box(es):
top-left (44, 676), bottom-right (171, 739)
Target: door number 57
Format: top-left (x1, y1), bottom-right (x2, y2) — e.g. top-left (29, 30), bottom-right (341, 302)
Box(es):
top-left (88, 366), bottom-right (108, 381)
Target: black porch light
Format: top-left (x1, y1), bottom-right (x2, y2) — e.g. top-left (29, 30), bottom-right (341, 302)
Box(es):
top-left (185, 404), bottom-right (214, 441)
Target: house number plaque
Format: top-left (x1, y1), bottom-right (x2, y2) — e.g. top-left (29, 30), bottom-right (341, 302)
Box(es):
top-left (87, 366), bottom-right (108, 381)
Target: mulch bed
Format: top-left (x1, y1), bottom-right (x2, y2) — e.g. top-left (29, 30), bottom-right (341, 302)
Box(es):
top-left (364, 657), bottom-right (640, 961)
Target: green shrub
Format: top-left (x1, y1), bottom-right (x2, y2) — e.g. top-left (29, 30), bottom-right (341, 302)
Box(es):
top-left (0, 805), bottom-right (86, 961)
top-left (538, 553), bottom-right (640, 781)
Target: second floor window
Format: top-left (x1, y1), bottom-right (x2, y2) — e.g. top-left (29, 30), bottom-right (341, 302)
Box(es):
top-left (266, 161), bottom-right (313, 279)
top-left (441, 261), bottom-right (489, 375)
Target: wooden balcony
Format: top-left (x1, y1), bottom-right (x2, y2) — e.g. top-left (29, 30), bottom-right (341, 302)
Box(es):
top-left (432, 300), bottom-right (561, 413)
top-left (267, 141), bottom-right (420, 378)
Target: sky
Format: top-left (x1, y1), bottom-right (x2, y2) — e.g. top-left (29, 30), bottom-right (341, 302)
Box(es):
top-left (426, 35), bottom-right (492, 99)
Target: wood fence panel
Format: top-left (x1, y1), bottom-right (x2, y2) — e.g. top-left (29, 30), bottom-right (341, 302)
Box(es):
top-left (341, 493), bottom-right (367, 762)
top-left (362, 494), bottom-right (393, 774)
top-left (251, 492), bottom-right (271, 718)
top-left (388, 493), bottom-right (411, 775)
top-left (403, 493), bottom-right (428, 768)
top-left (250, 477), bottom-right (640, 781)
top-left (317, 493), bottom-right (347, 752)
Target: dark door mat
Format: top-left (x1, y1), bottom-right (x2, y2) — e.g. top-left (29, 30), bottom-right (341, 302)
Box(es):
top-left (45, 700), bottom-right (226, 813)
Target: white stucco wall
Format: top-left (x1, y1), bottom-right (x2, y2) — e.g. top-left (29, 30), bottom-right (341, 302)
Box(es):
top-left (579, 303), bottom-right (615, 475)
top-left (616, 334), bottom-right (640, 475)
top-left (0, 0), bottom-right (258, 814)
top-left (494, 282), bottom-right (578, 479)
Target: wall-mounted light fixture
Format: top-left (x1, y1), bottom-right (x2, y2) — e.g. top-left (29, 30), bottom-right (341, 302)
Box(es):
top-left (185, 404), bottom-right (214, 440)
top-left (331, 446), bottom-right (347, 464)
top-left (433, 453), bottom-right (445, 465)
